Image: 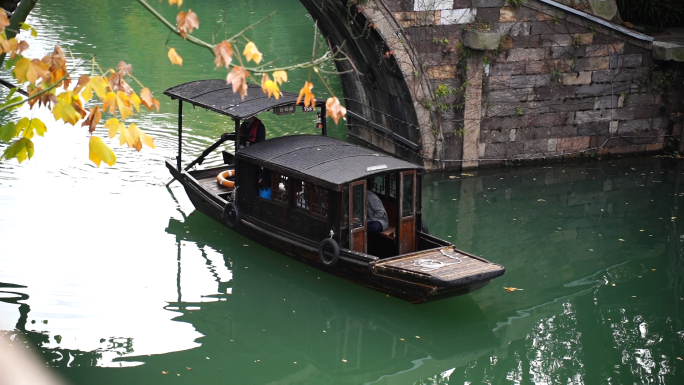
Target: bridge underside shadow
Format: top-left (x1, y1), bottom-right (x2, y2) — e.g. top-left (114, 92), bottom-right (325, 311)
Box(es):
top-left (299, 0), bottom-right (432, 166)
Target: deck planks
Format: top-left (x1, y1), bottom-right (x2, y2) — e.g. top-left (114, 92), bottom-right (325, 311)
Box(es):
top-left (197, 174), bottom-right (234, 196)
top-left (377, 247), bottom-right (501, 280)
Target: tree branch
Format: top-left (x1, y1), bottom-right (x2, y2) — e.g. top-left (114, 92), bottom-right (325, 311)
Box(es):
top-left (135, 0), bottom-right (336, 75)
top-left (0, 0), bottom-right (38, 68)
top-left (135, 0), bottom-right (214, 54)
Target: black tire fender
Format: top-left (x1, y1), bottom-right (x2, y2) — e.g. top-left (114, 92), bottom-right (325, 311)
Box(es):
top-left (319, 238), bottom-right (340, 267)
top-left (222, 202), bottom-right (241, 228)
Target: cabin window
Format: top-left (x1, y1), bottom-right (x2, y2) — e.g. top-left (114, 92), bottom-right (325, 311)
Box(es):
top-left (311, 185), bottom-right (328, 217)
top-left (351, 183), bottom-right (365, 229)
top-left (371, 176), bottom-right (385, 197)
top-left (402, 173), bottom-right (414, 217)
top-left (389, 174), bottom-right (397, 198)
top-left (272, 172), bottom-right (289, 204)
top-left (257, 168), bottom-right (272, 200)
top-left (295, 180), bottom-right (310, 210)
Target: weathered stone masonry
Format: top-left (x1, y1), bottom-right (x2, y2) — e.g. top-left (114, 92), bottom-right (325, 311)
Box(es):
top-left (299, 1), bottom-right (683, 170)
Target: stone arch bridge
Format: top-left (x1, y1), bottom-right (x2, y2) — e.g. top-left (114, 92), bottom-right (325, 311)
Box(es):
top-left (299, 0), bottom-right (684, 170)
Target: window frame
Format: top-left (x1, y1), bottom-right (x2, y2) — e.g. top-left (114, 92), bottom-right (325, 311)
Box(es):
top-left (271, 172), bottom-right (290, 206)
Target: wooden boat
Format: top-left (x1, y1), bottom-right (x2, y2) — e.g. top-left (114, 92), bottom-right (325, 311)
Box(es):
top-left (164, 80), bottom-right (504, 303)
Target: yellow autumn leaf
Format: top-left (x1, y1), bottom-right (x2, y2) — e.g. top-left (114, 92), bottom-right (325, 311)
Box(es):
top-left (243, 42), bottom-right (262, 64)
top-left (141, 130), bottom-right (155, 149)
top-left (127, 123), bottom-right (155, 151)
top-left (105, 118), bottom-right (122, 139)
top-left (23, 58), bottom-right (49, 84)
top-left (105, 118), bottom-right (134, 147)
top-left (89, 136), bottom-right (116, 167)
top-left (115, 92), bottom-right (133, 120)
top-left (272, 70), bottom-right (287, 85)
top-left (168, 48), bottom-right (183, 66)
top-left (0, 122), bottom-right (20, 142)
top-left (325, 97), bottom-right (346, 124)
top-left (3, 137), bottom-right (33, 163)
top-left (0, 36), bottom-right (9, 53)
top-left (130, 93), bottom-right (141, 113)
top-left (103, 92), bottom-right (117, 115)
top-left (52, 93), bottom-right (82, 125)
top-left (214, 41), bottom-right (233, 69)
top-left (30, 118), bottom-right (47, 137)
top-left (140, 87), bottom-right (160, 111)
top-left (17, 117), bottom-right (46, 139)
top-left (169, 0), bottom-right (183, 7)
top-left (296, 81), bottom-right (315, 108)
top-left (103, 91), bottom-right (133, 121)
top-left (12, 57), bottom-right (30, 83)
top-left (118, 125), bottom-right (133, 147)
top-left (81, 76), bottom-right (109, 101)
top-left (7, 38), bottom-right (28, 60)
top-left (226, 66), bottom-right (248, 99)
top-left (176, 10), bottom-right (199, 39)
top-left (0, 9), bottom-right (9, 32)
top-left (504, 287), bottom-right (523, 293)
top-left (81, 106), bottom-right (102, 134)
top-left (262, 80), bottom-right (280, 99)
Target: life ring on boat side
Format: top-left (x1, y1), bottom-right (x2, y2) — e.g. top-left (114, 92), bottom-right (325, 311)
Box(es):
top-left (216, 169), bottom-right (237, 189)
top-left (222, 202), bottom-right (241, 228)
top-left (319, 238), bottom-right (340, 267)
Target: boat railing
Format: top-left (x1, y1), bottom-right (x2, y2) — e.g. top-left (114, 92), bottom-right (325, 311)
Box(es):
top-left (345, 110), bottom-right (420, 152)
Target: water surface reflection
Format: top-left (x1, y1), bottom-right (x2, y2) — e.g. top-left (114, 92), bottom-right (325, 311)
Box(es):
top-left (4, 158), bottom-right (681, 384)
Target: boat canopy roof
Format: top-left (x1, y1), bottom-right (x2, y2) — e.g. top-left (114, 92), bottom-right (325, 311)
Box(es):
top-left (164, 80), bottom-right (325, 120)
top-left (237, 135), bottom-right (421, 190)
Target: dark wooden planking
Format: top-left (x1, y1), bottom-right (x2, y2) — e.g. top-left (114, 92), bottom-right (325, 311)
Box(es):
top-left (376, 247), bottom-right (502, 281)
top-left (196, 176), bottom-right (235, 196)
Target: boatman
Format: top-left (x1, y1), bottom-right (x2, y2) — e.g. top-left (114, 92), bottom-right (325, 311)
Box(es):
top-left (239, 116), bottom-right (266, 146)
top-left (366, 190), bottom-right (389, 233)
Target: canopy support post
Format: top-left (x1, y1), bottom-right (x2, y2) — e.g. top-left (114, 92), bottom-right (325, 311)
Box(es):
top-left (177, 100), bottom-right (183, 171)
top-left (321, 105), bottom-right (327, 136)
top-left (234, 118), bottom-right (241, 152)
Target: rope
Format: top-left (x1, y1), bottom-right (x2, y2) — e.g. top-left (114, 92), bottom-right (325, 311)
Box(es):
top-left (413, 259), bottom-right (458, 272)
top-left (412, 249), bottom-right (463, 272)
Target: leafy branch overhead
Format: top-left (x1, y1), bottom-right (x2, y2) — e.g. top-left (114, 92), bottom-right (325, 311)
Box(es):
top-left (0, 3), bottom-right (159, 167)
top-left (137, 0), bottom-right (348, 125)
top-left (1, 0), bottom-right (351, 168)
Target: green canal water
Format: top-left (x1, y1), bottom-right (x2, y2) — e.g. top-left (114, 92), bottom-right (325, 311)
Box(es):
top-left (1, 1), bottom-right (683, 384)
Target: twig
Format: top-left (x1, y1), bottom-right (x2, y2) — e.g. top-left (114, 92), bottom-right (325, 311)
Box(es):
top-left (135, 0), bottom-right (214, 54)
top-left (135, 0), bottom-right (336, 75)
top-left (0, 78), bottom-right (27, 96)
top-left (226, 12), bottom-right (276, 43)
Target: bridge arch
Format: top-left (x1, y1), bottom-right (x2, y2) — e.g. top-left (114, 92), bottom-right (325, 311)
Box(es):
top-left (299, 0), bottom-right (437, 167)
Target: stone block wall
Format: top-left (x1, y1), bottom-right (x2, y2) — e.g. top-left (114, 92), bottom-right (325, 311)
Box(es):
top-left (479, 1), bottom-right (669, 165)
top-left (374, 0), bottom-right (683, 168)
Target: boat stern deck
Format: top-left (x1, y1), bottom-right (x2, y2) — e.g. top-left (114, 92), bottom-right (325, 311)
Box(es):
top-left (374, 247), bottom-right (505, 290)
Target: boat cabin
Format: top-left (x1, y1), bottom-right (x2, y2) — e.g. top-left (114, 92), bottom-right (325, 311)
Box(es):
top-left (236, 134), bottom-right (424, 259)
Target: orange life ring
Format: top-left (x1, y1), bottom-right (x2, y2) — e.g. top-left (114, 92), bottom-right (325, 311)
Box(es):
top-left (217, 169), bottom-right (236, 189)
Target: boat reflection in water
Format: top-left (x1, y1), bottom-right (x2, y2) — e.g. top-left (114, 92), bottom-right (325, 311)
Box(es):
top-left (149, 210), bottom-right (501, 383)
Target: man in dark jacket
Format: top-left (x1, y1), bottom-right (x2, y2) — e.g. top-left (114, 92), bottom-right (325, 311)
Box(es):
top-left (366, 190), bottom-right (389, 233)
top-left (239, 116), bottom-right (265, 146)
